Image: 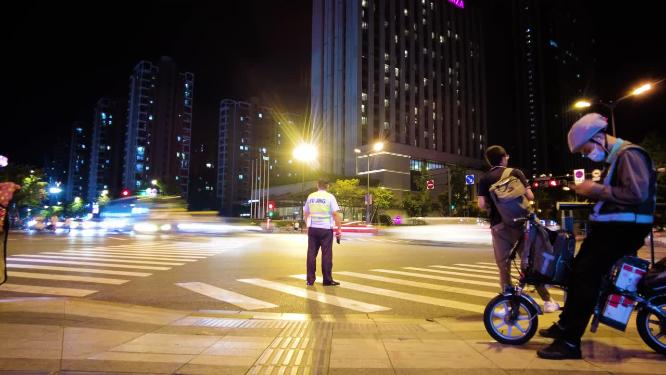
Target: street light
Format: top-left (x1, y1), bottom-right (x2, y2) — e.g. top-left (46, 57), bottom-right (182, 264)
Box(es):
top-left (573, 80), bottom-right (660, 137)
top-left (363, 141), bottom-right (384, 224)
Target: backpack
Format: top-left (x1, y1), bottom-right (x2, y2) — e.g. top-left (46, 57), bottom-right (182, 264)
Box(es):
top-left (488, 168), bottom-right (531, 226)
top-left (520, 225), bottom-right (575, 286)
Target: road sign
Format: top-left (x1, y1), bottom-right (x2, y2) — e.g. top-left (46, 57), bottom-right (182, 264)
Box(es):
top-left (426, 179), bottom-right (435, 190)
top-left (592, 169), bottom-right (602, 182)
top-left (465, 175), bottom-right (475, 185)
top-left (574, 169), bottom-right (585, 185)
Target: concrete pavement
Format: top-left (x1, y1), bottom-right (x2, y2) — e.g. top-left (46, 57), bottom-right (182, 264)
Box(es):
top-left (1, 296), bottom-right (664, 374)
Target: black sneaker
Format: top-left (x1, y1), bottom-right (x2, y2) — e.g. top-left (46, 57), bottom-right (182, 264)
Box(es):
top-left (539, 322), bottom-right (564, 339)
top-left (306, 281), bottom-right (315, 286)
top-left (537, 339), bottom-right (582, 360)
top-left (323, 280), bottom-right (340, 286)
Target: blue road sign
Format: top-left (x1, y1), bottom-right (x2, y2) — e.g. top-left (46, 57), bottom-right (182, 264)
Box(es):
top-left (465, 174), bottom-right (475, 185)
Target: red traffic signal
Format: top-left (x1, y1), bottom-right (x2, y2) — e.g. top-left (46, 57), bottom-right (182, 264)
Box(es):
top-left (121, 189), bottom-right (130, 196)
top-left (532, 182), bottom-right (540, 188)
top-left (548, 180), bottom-right (558, 187)
top-left (267, 201), bottom-right (275, 210)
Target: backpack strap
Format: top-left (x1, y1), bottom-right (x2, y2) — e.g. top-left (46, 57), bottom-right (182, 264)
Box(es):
top-left (499, 167), bottom-right (513, 180)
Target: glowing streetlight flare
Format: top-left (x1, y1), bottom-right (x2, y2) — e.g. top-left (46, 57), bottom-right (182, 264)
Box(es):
top-left (631, 83), bottom-right (652, 96)
top-left (373, 142), bottom-right (384, 152)
top-left (293, 143), bottom-right (318, 161)
top-left (574, 100), bottom-right (592, 108)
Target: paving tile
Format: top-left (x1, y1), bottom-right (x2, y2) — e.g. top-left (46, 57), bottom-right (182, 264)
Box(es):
top-left (61, 358), bottom-right (184, 373)
top-left (110, 333), bottom-right (221, 355)
top-left (188, 355), bottom-right (258, 367)
top-left (171, 364), bottom-right (249, 374)
top-left (329, 356), bottom-right (393, 368)
top-left (0, 358), bottom-right (59, 372)
top-left (62, 327), bottom-right (144, 360)
top-left (64, 300), bottom-right (187, 325)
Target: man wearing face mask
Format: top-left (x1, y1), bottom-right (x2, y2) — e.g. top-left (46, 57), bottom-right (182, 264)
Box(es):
top-left (537, 113), bottom-right (656, 360)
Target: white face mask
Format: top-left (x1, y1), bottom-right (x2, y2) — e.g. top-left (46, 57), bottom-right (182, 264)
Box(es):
top-left (585, 144), bottom-right (606, 162)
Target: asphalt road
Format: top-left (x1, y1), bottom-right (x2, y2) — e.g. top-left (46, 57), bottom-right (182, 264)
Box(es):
top-left (2, 228), bottom-right (660, 319)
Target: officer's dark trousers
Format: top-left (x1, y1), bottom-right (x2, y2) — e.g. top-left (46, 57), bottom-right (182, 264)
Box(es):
top-left (559, 222), bottom-right (651, 345)
top-left (307, 227), bottom-right (334, 284)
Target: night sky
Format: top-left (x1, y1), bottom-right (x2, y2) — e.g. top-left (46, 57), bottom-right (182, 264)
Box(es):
top-left (2, 0), bottom-right (664, 168)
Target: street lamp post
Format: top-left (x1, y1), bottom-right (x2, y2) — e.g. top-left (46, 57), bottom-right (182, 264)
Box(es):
top-left (365, 142), bottom-right (384, 224)
top-left (293, 143), bottom-right (318, 224)
top-left (573, 81), bottom-right (660, 137)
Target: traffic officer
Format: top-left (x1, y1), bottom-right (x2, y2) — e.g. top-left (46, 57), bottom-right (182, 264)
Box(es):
top-left (537, 113), bottom-right (656, 359)
top-left (303, 178), bottom-right (342, 286)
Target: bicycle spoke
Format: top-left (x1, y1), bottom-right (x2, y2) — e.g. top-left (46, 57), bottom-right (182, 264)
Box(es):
top-left (516, 323), bottom-right (527, 334)
top-left (517, 314), bottom-right (530, 321)
top-left (648, 319), bottom-right (661, 325)
top-left (507, 324), bottom-right (513, 336)
top-left (495, 322), bottom-right (506, 330)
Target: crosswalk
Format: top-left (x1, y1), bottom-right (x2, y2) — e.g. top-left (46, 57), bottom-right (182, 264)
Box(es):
top-left (2, 242), bottom-right (564, 315)
top-left (173, 262), bottom-right (564, 315)
top-left (0, 241), bottom-right (230, 297)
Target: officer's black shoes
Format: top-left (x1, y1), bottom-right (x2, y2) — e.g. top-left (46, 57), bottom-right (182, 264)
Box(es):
top-left (323, 280), bottom-right (340, 286)
top-left (306, 281), bottom-right (315, 286)
top-left (539, 322), bottom-right (565, 339)
top-left (536, 339), bottom-right (582, 360)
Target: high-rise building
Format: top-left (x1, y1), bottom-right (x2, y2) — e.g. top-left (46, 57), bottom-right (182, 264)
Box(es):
top-left (122, 57), bottom-right (194, 197)
top-left (486, 0), bottom-right (594, 177)
top-left (217, 99), bottom-right (302, 216)
top-left (65, 123), bottom-right (89, 202)
top-left (310, 0), bottom-right (487, 192)
top-left (87, 98), bottom-right (125, 201)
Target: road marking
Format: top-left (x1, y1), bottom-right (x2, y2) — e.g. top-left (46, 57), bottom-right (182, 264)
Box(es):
top-left (476, 262), bottom-right (497, 266)
top-left (237, 278), bottom-right (390, 313)
top-left (334, 271), bottom-right (498, 298)
top-left (455, 263), bottom-right (498, 270)
top-left (176, 282), bottom-right (278, 310)
top-left (290, 275), bottom-right (484, 314)
top-left (8, 257), bottom-right (171, 271)
top-left (7, 271), bottom-right (128, 285)
top-left (83, 248), bottom-right (217, 257)
top-left (430, 265), bottom-right (499, 275)
top-left (0, 283), bottom-right (97, 297)
top-left (372, 269), bottom-right (501, 288)
top-left (404, 267), bottom-right (499, 280)
top-left (66, 249), bottom-right (206, 259)
top-left (47, 251), bottom-right (199, 262)
top-left (16, 254), bottom-right (184, 266)
top-left (107, 236), bottom-right (129, 241)
top-left (7, 264), bottom-right (151, 277)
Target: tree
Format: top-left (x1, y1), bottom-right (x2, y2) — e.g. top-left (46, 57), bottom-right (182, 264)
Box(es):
top-left (402, 192), bottom-right (425, 217)
top-left (329, 178), bottom-right (365, 219)
top-left (437, 165), bottom-right (470, 216)
top-left (642, 131), bottom-right (666, 230)
top-left (67, 197), bottom-right (86, 217)
top-left (0, 165), bottom-right (47, 210)
top-left (369, 186), bottom-right (394, 222)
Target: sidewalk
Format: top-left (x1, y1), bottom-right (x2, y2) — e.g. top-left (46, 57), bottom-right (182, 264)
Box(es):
top-left (1, 298), bottom-right (664, 374)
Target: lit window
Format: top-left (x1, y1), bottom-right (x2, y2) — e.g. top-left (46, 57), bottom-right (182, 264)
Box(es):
top-left (148, 115), bottom-right (153, 120)
top-left (238, 174), bottom-right (244, 180)
top-left (258, 113), bottom-right (263, 118)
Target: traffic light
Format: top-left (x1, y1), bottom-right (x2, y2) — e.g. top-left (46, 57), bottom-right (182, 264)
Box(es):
top-left (548, 179), bottom-right (558, 187)
top-left (267, 201), bottom-right (276, 218)
top-left (532, 181), bottom-right (540, 189)
top-left (121, 189), bottom-right (130, 197)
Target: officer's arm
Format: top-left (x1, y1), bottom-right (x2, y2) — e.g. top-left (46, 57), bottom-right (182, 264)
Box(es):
top-left (478, 196), bottom-right (488, 210)
top-left (333, 210), bottom-right (342, 234)
top-left (589, 150), bottom-right (651, 204)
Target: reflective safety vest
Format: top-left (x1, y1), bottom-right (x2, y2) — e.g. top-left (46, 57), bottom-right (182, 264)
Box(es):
top-left (590, 139), bottom-right (656, 224)
top-left (304, 190), bottom-right (337, 229)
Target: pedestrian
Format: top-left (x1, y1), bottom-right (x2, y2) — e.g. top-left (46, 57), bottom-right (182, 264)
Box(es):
top-left (478, 145), bottom-right (560, 313)
top-left (303, 178), bottom-right (342, 286)
top-left (537, 113), bottom-right (656, 359)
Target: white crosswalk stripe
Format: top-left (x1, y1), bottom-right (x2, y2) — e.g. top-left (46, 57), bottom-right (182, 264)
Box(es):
top-left (290, 275), bottom-right (485, 314)
top-left (15, 254), bottom-right (185, 266)
top-left (8, 271), bottom-right (128, 285)
top-left (404, 266), bottom-right (499, 280)
top-left (0, 240), bottom-right (231, 298)
top-left (334, 271), bottom-right (498, 298)
top-left (7, 263), bottom-right (152, 277)
top-left (430, 265), bottom-right (499, 275)
top-left (0, 283), bottom-right (97, 297)
top-left (454, 263), bottom-right (499, 270)
top-left (372, 269), bottom-right (505, 288)
top-left (46, 251), bottom-right (199, 262)
top-left (237, 278), bottom-right (391, 313)
top-left (476, 262), bottom-right (498, 266)
top-left (7, 257), bottom-right (171, 271)
top-left (64, 249), bottom-right (206, 259)
top-left (176, 282), bottom-right (278, 310)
